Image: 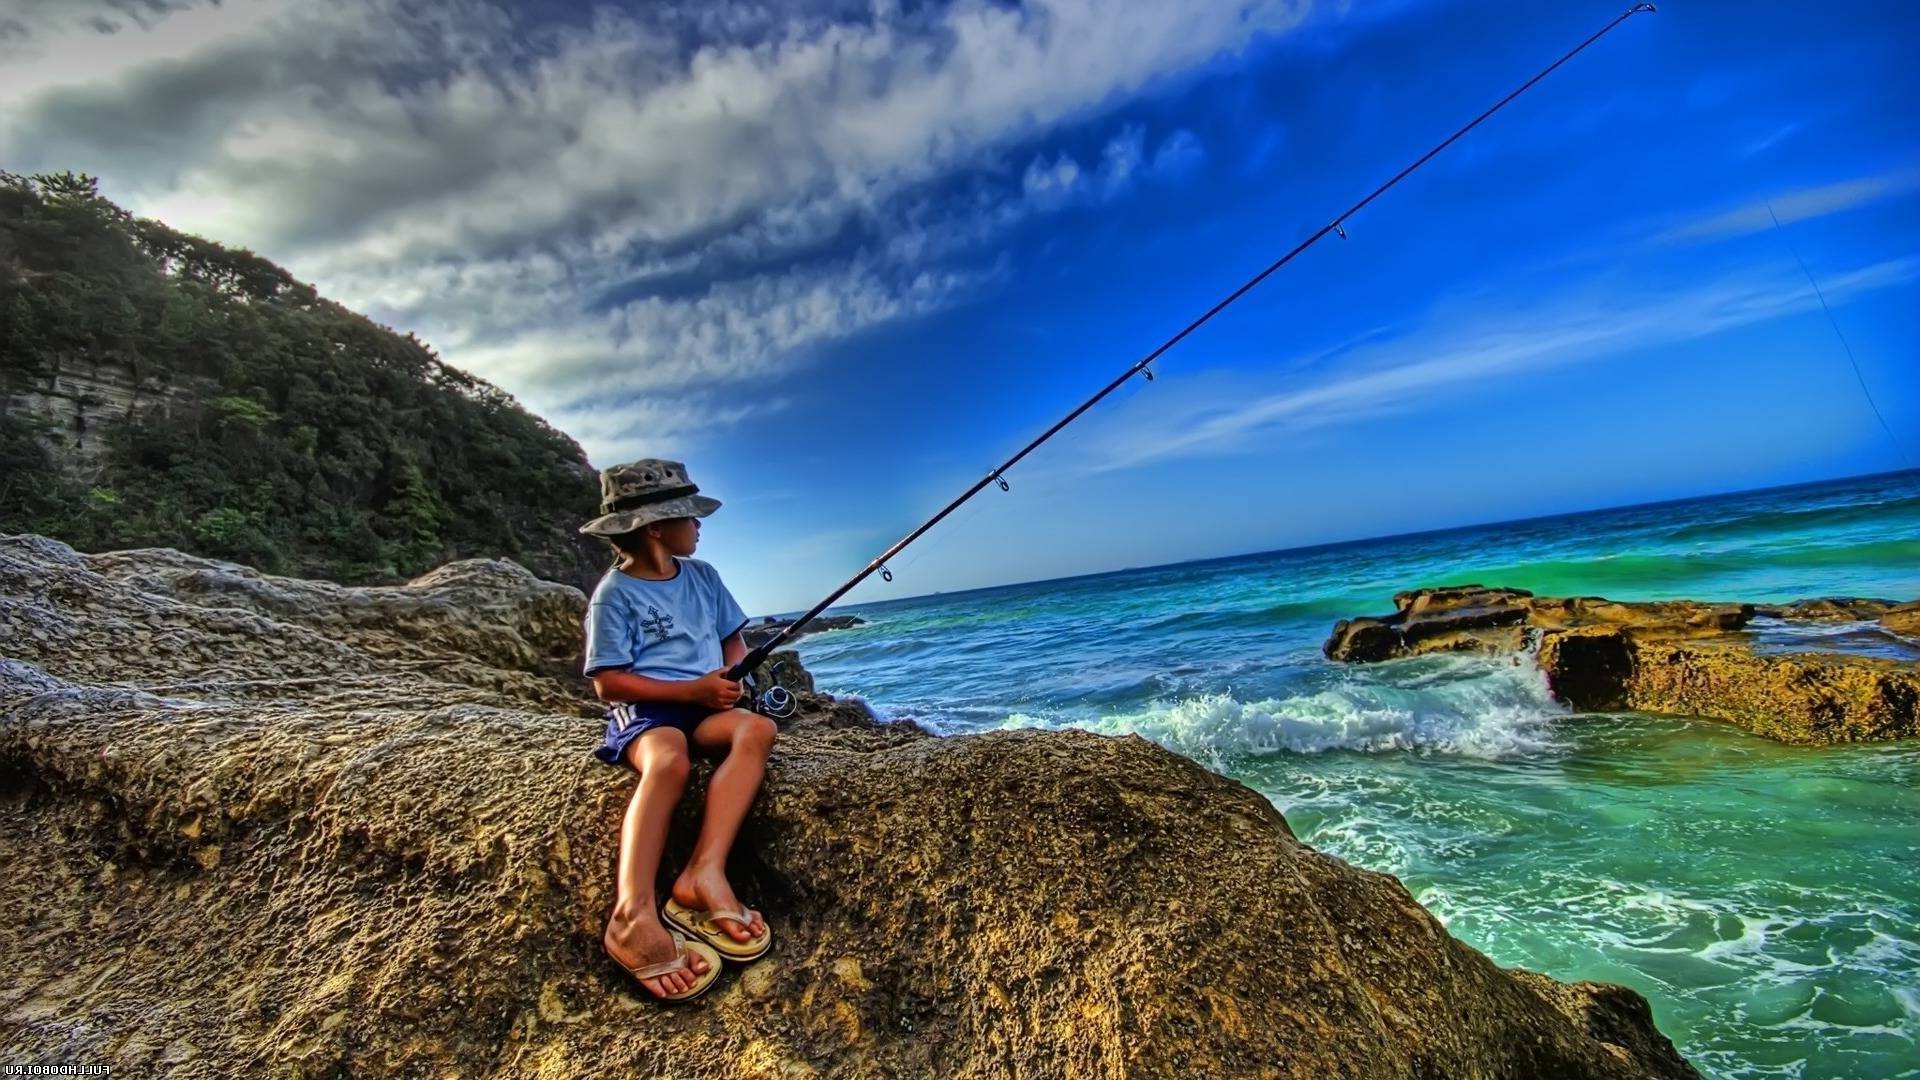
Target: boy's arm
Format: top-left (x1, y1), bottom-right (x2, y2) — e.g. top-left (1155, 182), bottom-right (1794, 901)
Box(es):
top-left (721, 630), bottom-right (747, 669)
top-left (592, 667), bottom-right (743, 709)
top-left (590, 668), bottom-right (699, 705)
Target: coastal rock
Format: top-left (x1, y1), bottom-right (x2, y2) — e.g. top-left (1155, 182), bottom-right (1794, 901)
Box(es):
top-left (1759, 597), bottom-right (1895, 622)
top-left (1, 536), bottom-right (1694, 1077)
top-left (1326, 586), bottom-right (1920, 744)
top-left (743, 613), bottom-right (866, 649)
top-left (1881, 602), bottom-right (1920, 638)
top-left (1325, 587), bottom-right (1533, 662)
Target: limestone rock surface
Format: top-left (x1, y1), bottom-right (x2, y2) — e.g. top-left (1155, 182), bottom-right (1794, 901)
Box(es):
top-left (1325, 586), bottom-right (1919, 744)
top-left (2, 537), bottom-right (1694, 1078)
top-left (1, 355), bottom-right (210, 475)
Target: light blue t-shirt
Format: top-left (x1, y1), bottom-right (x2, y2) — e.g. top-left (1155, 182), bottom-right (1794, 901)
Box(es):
top-left (581, 557), bottom-right (750, 680)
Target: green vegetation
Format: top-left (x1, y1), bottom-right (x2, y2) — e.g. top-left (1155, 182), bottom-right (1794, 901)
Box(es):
top-left (1, 171), bottom-right (601, 586)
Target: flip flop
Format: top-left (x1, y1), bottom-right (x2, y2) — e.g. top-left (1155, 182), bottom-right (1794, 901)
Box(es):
top-left (607, 925), bottom-right (723, 1003)
top-left (662, 896), bottom-right (773, 962)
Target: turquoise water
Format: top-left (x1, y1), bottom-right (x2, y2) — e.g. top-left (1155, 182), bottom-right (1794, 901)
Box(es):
top-left (798, 470), bottom-right (1920, 1079)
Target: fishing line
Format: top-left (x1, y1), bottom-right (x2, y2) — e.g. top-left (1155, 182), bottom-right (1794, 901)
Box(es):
top-left (728, 3), bottom-right (1661, 692)
top-left (1765, 200), bottom-right (1915, 469)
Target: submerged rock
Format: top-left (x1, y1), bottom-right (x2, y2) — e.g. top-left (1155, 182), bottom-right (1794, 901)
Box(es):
top-left (1, 536), bottom-right (1694, 1077)
top-left (1325, 585), bottom-right (1920, 744)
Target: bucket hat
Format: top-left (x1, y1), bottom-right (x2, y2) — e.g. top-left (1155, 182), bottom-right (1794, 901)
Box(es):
top-left (579, 458), bottom-right (721, 537)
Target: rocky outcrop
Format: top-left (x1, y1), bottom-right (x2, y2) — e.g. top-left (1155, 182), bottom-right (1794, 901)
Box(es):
top-left (2, 536), bottom-right (1695, 1078)
top-left (1869, 601), bottom-right (1920, 637)
top-left (743, 613), bottom-right (865, 649)
top-left (1758, 596), bottom-right (1920, 638)
top-left (2, 356), bottom-right (210, 475)
top-left (1326, 586), bottom-right (1919, 745)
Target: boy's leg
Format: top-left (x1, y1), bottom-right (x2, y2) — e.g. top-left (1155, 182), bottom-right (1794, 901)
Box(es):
top-left (604, 726), bottom-right (711, 997)
top-left (671, 707), bottom-right (776, 941)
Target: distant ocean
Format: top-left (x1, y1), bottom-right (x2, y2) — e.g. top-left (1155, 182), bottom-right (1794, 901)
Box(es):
top-left (798, 470), bottom-right (1920, 1080)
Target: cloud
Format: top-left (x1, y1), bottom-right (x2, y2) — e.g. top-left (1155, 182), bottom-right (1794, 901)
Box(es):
top-left (1741, 121), bottom-right (1802, 158)
top-left (0, 0), bottom-right (1313, 464)
top-left (469, 256), bottom-right (994, 410)
top-left (1151, 129), bottom-right (1206, 177)
top-left (1048, 253), bottom-right (1920, 474)
top-left (1656, 168), bottom-right (1920, 245)
top-left (556, 393), bottom-right (792, 466)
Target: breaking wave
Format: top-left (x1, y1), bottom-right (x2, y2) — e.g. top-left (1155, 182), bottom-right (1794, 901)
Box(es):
top-left (998, 654), bottom-right (1568, 770)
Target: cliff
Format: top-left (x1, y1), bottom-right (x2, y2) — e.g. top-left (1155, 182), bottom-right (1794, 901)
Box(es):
top-left (1325, 586), bottom-right (1920, 744)
top-left (1, 536), bottom-right (1695, 1078)
top-left (0, 353), bottom-right (208, 473)
top-left (0, 171), bottom-right (605, 591)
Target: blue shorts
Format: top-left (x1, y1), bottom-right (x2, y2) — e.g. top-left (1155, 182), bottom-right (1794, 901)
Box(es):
top-left (592, 701), bottom-right (720, 769)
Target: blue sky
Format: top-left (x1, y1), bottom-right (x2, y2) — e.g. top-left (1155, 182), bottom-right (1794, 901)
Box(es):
top-left (3, 0), bottom-right (1914, 614)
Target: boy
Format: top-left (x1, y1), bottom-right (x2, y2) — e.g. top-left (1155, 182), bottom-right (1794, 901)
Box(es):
top-left (579, 458), bottom-right (775, 1003)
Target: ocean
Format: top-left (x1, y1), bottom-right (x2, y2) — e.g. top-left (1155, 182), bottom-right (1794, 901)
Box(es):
top-left (795, 469), bottom-right (1920, 1080)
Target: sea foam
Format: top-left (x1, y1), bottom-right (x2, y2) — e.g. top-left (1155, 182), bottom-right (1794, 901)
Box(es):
top-left (1001, 653), bottom-right (1568, 770)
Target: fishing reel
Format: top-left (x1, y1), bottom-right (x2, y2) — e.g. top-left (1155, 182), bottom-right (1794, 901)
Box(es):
top-left (741, 660), bottom-right (798, 720)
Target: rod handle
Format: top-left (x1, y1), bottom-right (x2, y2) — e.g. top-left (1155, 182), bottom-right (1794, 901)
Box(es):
top-left (724, 644), bottom-right (773, 683)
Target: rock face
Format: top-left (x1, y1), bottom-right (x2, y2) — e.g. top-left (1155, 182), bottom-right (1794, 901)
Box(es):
top-left (1, 356), bottom-right (209, 476)
top-left (1326, 586), bottom-right (1920, 745)
top-left (1, 536), bottom-right (1695, 1078)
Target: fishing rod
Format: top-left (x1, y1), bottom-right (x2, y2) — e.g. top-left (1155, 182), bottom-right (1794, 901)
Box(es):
top-left (731, 3), bottom-right (1660, 715)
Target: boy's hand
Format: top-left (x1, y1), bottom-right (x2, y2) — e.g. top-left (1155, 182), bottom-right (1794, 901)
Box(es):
top-left (688, 669), bottom-right (744, 710)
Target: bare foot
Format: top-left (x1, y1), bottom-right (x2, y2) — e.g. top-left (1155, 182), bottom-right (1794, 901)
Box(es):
top-left (671, 861), bottom-right (767, 943)
top-left (605, 906), bottom-right (710, 999)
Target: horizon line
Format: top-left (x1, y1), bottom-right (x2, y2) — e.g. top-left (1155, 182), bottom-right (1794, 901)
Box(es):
top-left (770, 464), bottom-right (1918, 618)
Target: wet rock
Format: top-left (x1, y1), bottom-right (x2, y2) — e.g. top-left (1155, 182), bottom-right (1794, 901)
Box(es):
top-left (1760, 597), bottom-right (1895, 622)
top-left (1327, 586), bottom-right (1920, 745)
top-left (1322, 617), bottom-right (1404, 662)
top-left (2, 537), bottom-right (1695, 1077)
top-left (1882, 602), bottom-right (1920, 638)
top-left (1325, 585), bottom-right (1533, 662)
top-left (1535, 628), bottom-right (1636, 711)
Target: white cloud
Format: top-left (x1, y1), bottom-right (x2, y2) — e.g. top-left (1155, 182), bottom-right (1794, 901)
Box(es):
top-left (1656, 168), bottom-right (1920, 245)
top-left (1021, 127), bottom-right (1161, 207)
top-left (1741, 121), bottom-right (1802, 158)
top-left (556, 393), bottom-right (791, 466)
top-left (0, 0), bottom-right (1312, 465)
top-left (1151, 128), bottom-right (1205, 176)
top-left (471, 256), bottom-right (995, 442)
top-left (1047, 253), bottom-right (1920, 474)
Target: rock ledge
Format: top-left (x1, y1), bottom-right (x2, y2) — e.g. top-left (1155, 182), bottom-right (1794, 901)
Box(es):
top-left (1325, 585), bottom-right (1919, 744)
top-left (2, 538), bottom-right (1695, 1077)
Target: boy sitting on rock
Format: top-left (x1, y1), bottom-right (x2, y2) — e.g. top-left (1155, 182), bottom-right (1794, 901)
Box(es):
top-left (578, 458), bottom-right (775, 1003)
